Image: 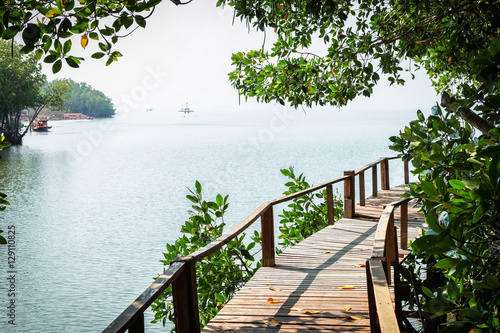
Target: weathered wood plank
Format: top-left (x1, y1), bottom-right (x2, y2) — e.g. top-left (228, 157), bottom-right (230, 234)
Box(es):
top-left (201, 186), bottom-right (425, 332)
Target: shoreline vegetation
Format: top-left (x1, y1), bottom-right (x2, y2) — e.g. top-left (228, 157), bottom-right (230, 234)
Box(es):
top-left (20, 108), bottom-right (100, 122)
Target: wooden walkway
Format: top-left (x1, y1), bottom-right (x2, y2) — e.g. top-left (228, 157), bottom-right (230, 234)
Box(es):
top-left (203, 187), bottom-right (424, 332)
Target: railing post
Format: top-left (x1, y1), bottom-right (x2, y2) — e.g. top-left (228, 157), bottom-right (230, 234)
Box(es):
top-left (372, 164), bottom-right (378, 198)
top-left (326, 184), bottom-right (335, 225)
top-left (384, 212), bottom-right (395, 286)
top-left (359, 171), bottom-right (365, 206)
top-left (380, 158), bottom-right (390, 190)
top-left (344, 170), bottom-right (355, 219)
top-left (366, 260), bottom-right (379, 333)
top-left (404, 160), bottom-right (409, 185)
top-left (128, 313), bottom-right (144, 333)
top-left (171, 258), bottom-right (200, 333)
top-left (400, 201), bottom-right (408, 250)
top-left (261, 206), bottom-right (275, 267)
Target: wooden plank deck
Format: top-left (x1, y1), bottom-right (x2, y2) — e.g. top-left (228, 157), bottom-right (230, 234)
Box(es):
top-left (203, 187), bottom-right (424, 332)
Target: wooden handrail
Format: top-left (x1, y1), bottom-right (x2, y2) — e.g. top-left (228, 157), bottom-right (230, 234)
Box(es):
top-left (367, 196), bottom-right (412, 332)
top-left (367, 260), bottom-right (400, 333)
top-left (355, 156), bottom-right (409, 208)
top-left (354, 158), bottom-right (385, 175)
top-left (270, 175), bottom-right (348, 205)
top-left (104, 156), bottom-right (408, 333)
top-left (190, 202), bottom-right (271, 261)
top-left (103, 261), bottom-right (185, 333)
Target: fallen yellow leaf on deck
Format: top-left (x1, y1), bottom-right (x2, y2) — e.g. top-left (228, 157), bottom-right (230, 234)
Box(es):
top-left (360, 248), bottom-right (370, 251)
top-left (263, 319), bottom-right (281, 327)
top-left (266, 297), bottom-right (283, 303)
top-left (344, 306), bottom-right (352, 311)
top-left (355, 264), bottom-right (366, 268)
top-left (269, 286), bottom-right (281, 292)
top-left (220, 326), bottom-right (233, 331)
top-left (303, 310), bottom-right (319, 314)
top-left (323, 251), bottom-right (331, 253)
top-left (338, 285), bottom-right (356, 289)
top-left (285, 307), bottom-right (303, 311)
top-left (345, 315), bottom-right (363, 320)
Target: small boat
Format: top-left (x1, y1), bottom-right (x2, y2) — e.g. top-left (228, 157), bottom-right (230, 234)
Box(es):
top-left (31, 117), bottom-right (52, 131)
top-left (178, 102), bottom-right (194, 114)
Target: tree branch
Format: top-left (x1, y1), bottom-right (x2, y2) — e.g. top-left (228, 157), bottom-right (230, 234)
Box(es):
top-left (441, 92), bottom-right (498, 142)
top-left (21, 104), bottom-right (45, 138)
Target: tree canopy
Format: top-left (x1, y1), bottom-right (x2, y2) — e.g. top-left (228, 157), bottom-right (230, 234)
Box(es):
top-left (0, 40), bottom-right (72, 144)
top-left (1, 0), bottom-right (497, 104)
top-left (0, 0), bottom-right (159, 73)
top-left (65, 81), bottom-right (115, 117)
top-left (222, 0), bottom-right (499, 108)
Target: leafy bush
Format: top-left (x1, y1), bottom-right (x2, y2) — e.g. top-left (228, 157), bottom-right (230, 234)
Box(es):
top-left (150, 181), bottom-right (260, 329)
top-left (390, 39), bottom-right (500, 332)
top-left (278, 166), bottom-right (343, 253)
top-left (152, 169), bottom-right (343, 330)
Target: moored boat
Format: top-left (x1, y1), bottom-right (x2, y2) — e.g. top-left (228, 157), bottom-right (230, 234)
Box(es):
top-left (31, 117), bottom-right (52, 131)
top-left (178, 102), bottom-right (194, 114)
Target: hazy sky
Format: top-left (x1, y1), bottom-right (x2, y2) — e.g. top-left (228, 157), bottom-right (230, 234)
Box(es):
top-left (41, 1), bottom-right (439, 116)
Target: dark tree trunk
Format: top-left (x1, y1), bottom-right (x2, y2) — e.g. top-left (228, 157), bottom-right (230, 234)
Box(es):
top-left (4, 131), bottom-right (22, 145)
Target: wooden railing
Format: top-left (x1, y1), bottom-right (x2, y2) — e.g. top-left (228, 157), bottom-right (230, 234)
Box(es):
top-left (366, 197), bottom-right (412, 333)
top-left (103, 157), bottom-right (409, 333)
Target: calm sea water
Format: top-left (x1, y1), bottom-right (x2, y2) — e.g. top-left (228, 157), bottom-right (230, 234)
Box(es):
top-left (0, 107), bottom-right (414, 332)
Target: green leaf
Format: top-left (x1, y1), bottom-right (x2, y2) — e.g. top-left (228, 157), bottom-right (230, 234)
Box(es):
top-left (421, 180), bottom-right (438, 197)
top-left (469, 57), bottom-right (494, 68)
top-left (426, 211), bottom-right (442, 233)
top-left (2, 27), bottom-right (19, 39)
top-left (43, 54), bottom-right (58, 63)
top-left (52, 59), bottom-right (62, 73)
top-left (473, 205), bottom-right (485, 223)
top-left (489, 37), bottom-right (500, 56)
top-left (449, 179), bottom-right (466, 189)
top-left (216, 194), bottom-right (223, 206)
top-left (489, 127), bottom-right (500, 139)
top-left (135, 15), bottom-right (146, 28)
top-left (412, 234), bottom-right (439, 250)
top-left (417, 110), bottom-right (425, 121)
top-left (214, 293), bottom-right (226, 303)
top-left (54, 39), bottom-right (62, 53)
top-left (63, 39), bottom-right (72, 54)
top-left (65, 57), bottom-right (79, 68)
top-left (462, 179), bottom-right (480, 190)
top-left (421, 285), bottom-right (434, 298)
top-left (486, 275), bottom-right (499, 288)
top-left (489, 152), bottom-right (500, 187)
top-left (91, 52), bottom-right (105, 59)
top-left (459, 308), bottom-right (481, 322)
top-left (435, 258), bottom-right (460, 269)
top-left (280, 169), bottom-right (290, 177)
top-left (98, 42), bottom-right (108, 52)
top-left (485, 95), bottom-right (500, 108)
